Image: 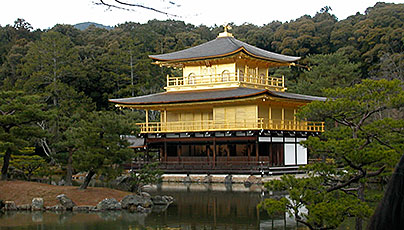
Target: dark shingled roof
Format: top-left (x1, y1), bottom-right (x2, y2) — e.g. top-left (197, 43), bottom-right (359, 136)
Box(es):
top-left (149, 36), bottom-right (300, 63)
top-left (122, 135), bottom-right (145, 148)
top-left (109, 88), bottom-right (326, 105)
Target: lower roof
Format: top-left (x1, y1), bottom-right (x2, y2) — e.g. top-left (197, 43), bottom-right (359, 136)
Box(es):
top-left (109, 88), bottom-right (325, 106)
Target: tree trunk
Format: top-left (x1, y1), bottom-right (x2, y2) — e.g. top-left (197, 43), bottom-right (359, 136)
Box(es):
top-left (80, 171), bottom-right (95, 190)
top-left (1, 148), bottom-right (11, 180)
top-left (368, 153), bottom-right (404, 230)
top-left (65, 149), bottom-right (73, 186)
top-left (355, 182), bottom-right (365, 230)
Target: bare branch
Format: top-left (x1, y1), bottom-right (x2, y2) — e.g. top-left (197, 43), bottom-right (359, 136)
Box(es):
top-left (94, 0), bottom-right (181, 18)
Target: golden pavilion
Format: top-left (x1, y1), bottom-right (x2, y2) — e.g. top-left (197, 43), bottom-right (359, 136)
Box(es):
top-left (110, 27), bottom-right (325, 174)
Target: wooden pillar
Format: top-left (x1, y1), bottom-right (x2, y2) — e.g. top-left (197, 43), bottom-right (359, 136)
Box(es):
top-left (159, 147), bottom-right (164, 162)
top-left (247, 143), bottom-right (251, 165)
top-left (213, 138), bottom-right (216, 168)
top-left (226, 143), bottom-right (230, 166)
top-left (255, 139), bottom-right (259, 161)
top-left (269, 142), bottom-right (273, 166)
top-left (164, 140), bottom-right (167, 162)
top-left (206, 144), bottom-right (210, 165)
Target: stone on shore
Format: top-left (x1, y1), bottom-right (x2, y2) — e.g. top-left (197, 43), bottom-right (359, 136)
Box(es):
top-left (46, 205), bottom-right (66, 211)
top-left (4, 201), bottom-right (17, 211)
top-left (120, 194), bottom-right (153, 209)
top-left (17, 204), bottom-right (31, 211)
top-left (73, 205), bottom-right (96, 212)
top-left (0, 200), bottom-right (5, 210)
top-left (31, 198), bottom-right (44, 211)
top-left (56, 194), bottom-right (76, 210)
top-left (96, 198), bottom-right (122, 210)
top-left (224, 174), bottom-right (233, 184)
top-left (152, 195), bottom-right (174, 206)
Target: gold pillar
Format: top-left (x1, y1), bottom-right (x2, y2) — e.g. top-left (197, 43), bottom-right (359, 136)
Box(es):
top-left (245, 65), bottom-right (248, 82)
top-left (145, 109), bottom-right (149, 131)
top-left (269, 106), bottom-right (272, 129)
top-left (281, 107), bottom-right (284, 129)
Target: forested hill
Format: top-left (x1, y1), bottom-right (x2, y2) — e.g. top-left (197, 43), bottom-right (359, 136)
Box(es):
top-left (74, 22), bottom-right (113, 31)
top-left (0, 2), bottom-right (403, 110)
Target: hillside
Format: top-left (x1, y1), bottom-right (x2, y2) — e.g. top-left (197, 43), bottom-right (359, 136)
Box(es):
top-left (74, 22), bottom-right (113, 30)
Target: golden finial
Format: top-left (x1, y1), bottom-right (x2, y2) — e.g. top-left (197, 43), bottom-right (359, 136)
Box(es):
top-left (218, 23), bottom-right (234, 38)
top-left (223, 23), bottom-right (232, 33)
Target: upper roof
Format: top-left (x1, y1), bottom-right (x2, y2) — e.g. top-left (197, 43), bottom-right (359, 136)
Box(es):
top-left (109, 87), bottom-right (325, 106)
top-left (149, 36), bottom-right (300, 63)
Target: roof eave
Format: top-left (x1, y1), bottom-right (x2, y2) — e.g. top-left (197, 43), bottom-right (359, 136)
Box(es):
top-left (149, 48), bottom-right (299, 67)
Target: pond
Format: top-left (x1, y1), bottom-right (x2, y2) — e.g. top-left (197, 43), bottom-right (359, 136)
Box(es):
top-left (0, 182), bottom-right (351, 230)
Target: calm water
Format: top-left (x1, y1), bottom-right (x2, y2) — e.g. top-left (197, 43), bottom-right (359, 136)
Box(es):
top-left (0, 183), bottom-right (304, 230)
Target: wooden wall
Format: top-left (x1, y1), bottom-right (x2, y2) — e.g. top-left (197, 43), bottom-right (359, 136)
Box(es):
top-left (213, 104), bottom-right (257, 122)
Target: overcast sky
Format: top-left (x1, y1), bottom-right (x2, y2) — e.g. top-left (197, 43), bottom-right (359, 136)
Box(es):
top-left (1, 0), bottom-right (402, 30)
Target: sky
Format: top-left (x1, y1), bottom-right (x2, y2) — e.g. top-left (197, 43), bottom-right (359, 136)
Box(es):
top-left (1, 0), bottom-right (402, 30)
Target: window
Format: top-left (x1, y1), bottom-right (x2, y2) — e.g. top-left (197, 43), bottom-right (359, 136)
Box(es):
top-left (188, 73), bottom-right (195, 84)
top-left (221, 70), bottom-right (230, 82)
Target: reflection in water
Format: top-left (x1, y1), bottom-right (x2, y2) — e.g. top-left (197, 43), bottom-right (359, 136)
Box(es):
top-left (0, 182), bottom-right (299, 230)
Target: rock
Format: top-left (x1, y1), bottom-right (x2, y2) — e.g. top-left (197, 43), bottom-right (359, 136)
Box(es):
top-left (203, 175), bottom-right (212, 183)
top-left (56, 194), bottom-right (76, 210)
top-left (246, 175), bottom-right (261, 184)
top-left (152, 195), bottom-right (173, 206)
top-left (162, 195), bottom-right (174, 204)
top-left (136, 205), bottom-right (151, 213)
top-left (73, 205), bottom-right (95, 212)
top-left (96, 198), bottom-right (122, 210)
top-left (224, 174), bottom-right (233, 184)
top-left (183, 176), bottom-right (192, 183)
top-left (243, 180), bottom-right (252, 187)
top-left (0, 200), bottom-right (4, 210)
top-left (121, 194), bottom-right (153, 209)
top-left (58, 179), bottom-right (65, 186)
top-left (31, 198), bottom-right (44, 211)
top-left (140, 192), bottom-right (151, 198)
top-left (46, 205), bottom-right (65, 211)
top-left (17, 204), bottom-right (31, 211)
top-left (5, 201), bottom-right (17, 211)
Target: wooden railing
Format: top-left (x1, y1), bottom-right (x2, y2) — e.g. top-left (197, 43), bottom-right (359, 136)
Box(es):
top-left (136, 119), bottom-right (324, 133)
top-left (166, 73), bottom-right (284, 89)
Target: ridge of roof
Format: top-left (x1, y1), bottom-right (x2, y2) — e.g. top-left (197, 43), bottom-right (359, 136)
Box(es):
top-left (109, 87), bottom-right (325, 106)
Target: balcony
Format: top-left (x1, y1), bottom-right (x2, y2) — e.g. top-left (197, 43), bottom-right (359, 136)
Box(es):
top-left (136, 119), bottom-right (324, 133)
top-left (165, 72), bottom-right (285, 92)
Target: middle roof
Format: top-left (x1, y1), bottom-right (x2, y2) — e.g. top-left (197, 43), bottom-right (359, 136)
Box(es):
top-left (149, 36), bottom-right (300, 63)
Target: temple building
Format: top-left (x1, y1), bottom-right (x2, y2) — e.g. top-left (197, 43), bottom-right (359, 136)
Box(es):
top-left (110, 27), bottom-right (325, 174)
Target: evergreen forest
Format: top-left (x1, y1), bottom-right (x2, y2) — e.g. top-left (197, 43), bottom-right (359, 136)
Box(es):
top-left (1, 2), bottom-right (404, 229)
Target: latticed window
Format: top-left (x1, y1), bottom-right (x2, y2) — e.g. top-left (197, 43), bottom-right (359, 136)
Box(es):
top-left (221, 70), bottom-right (230, 82)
